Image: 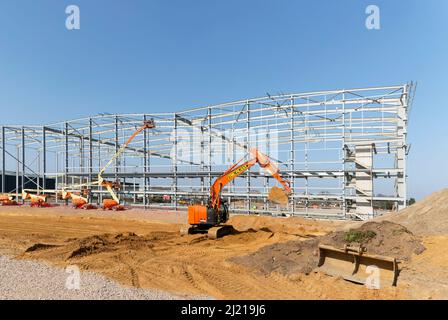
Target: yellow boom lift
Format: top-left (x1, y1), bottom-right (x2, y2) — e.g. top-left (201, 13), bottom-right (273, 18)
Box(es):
top-left (60, 119), bottom-right (155, 210)
top-left (97, 119), bottom-right (155, 210)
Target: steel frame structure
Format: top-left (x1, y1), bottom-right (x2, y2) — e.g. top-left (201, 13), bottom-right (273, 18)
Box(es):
top-left (0, 84), bottom-right (414, 220)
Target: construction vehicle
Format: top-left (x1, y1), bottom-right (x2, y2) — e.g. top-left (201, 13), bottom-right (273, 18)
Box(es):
top-left (97, 119), bottom-right (155, 210)
top-left (22, 191), bottom-right (51, 207)
top-left (0, 194), bottom-right (18, 206)
top-left (61, 190), bottom-right (97, 209)
top-left (56, 119), bottom-right (155, 210)
top-left (317, 244), bottom-right (400, 286)
top-left (182, 147), bottom-right (291, 239)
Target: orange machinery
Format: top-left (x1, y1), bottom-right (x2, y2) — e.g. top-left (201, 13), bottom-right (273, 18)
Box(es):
top-left (183, 147), bottom-right (291, 239)
top-left (22, 191), bottom-right (51, 207)
top-left (61, 190), bottom-right (97, 209)
top-left (58, 119), bottom-right (155, 210)
top-left (97, 119), bottom-right (155, 210)
top-left (0, 194), bottom-right (18, 206)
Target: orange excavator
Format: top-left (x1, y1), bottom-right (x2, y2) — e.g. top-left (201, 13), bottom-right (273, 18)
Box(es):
top-left (183, 147), bottom-right (291, 239)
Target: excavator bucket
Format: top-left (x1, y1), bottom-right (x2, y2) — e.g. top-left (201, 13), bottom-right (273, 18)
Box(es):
top-left (268, 186), bottom-right (289, 205)
top-left (317, 244), bottom-right (400, 287)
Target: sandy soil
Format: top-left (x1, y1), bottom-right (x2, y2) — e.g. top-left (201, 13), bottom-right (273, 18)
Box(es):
top-left (376, 188), bottom-right (448, 237)
top-left (0, 206), bottom-right (407, 300)
top-left (398, 236), bottom-right (448, 299)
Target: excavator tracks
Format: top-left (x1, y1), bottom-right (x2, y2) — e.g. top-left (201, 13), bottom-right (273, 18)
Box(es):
top-left (207, 225), bottom-right (234, 239)
top-left (180, 225), bottom-right (234, 239)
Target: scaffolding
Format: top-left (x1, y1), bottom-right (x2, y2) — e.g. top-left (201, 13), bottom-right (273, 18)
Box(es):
top-left (0, 84), bottom-right (414, 220)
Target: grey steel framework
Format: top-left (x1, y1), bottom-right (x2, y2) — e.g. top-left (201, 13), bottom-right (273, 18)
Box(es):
top-left (0, 84), bottom-right (415, 220)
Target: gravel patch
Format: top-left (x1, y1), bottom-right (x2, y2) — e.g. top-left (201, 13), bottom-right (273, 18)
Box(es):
top-left (0, 255), bottom-right (209, 300)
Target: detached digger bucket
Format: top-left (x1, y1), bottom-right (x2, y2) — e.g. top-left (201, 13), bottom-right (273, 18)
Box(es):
top-left (317, 244), bottom-right (400, 287)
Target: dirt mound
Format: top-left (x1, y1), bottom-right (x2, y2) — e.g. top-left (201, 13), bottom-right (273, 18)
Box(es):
top-left (220, 228), bottom-right (275, 244)
top-left (232, 221), bottom-right (425, 276)
top-left (228, 215), bottom-right (338, 237)
top-left (321, 221), bottom-right (425, 261)
top-left (378, 188), bottom-right (448, 236)
top-left (67, 231), bottom-right (178, 259)
top-left (25, 243), bottom-right (60, 252)
top-left (232, 238), bottom-right (319, 275)
top-left (24, 231), bottom-right (176, 260)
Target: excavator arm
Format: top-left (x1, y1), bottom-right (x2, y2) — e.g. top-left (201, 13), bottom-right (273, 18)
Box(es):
top-left (210, 148), bottom-right (291, 209)
top-left (98, 119), bottom-right (155, 185)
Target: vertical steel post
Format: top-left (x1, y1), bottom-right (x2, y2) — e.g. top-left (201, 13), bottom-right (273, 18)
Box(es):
top-left (42, 126), bottom-right (46, 191)
top-left (246, 101), bottom-right (250, 213)
top-left (396, 84), bottom-right (408, 210)
top-left (341, 91), bottom-right (347, 218)
top-left (143, 115), bottom-right (148, 208)
top-left (1, 126), bottom-right (5, 193)
top-left (89, 118), bottom-right (93, 203)
top-left (115, 116), bottom-right (119, 203)
top-left (200, 119), bottom-right (205, 202)
top-left (98, 139), bottom-right (102, 205)
top-left (208, 107), bottom-right (212, 191)
top-left (16, 147), bottom-right (19, 200)
top-left (55, 151), bottom-right (59, 204)
top-left (290, 97), bottom-right (295, 214)
top-left (174, 114), bottom-right (178, 210)
top-left (21, 127), bottom-right (25, 203)
top-left (65, 123), bottom-right (69, 205)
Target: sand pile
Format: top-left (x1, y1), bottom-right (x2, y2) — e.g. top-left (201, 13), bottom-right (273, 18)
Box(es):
top-left (24, 231), bottom-right (176, 260)
top-left (233, 221), bottom-right (425, 276)
top-left (377, 188), bottom-right (448, 236)
top-left (228, 215), bottom-right (338, 237)
top-left (231, 238), bottom-right (319, 275)
top-left (321, 221), bottom-right (425, 261)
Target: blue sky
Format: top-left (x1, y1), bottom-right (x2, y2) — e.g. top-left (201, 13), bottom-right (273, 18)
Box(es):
top-left (0, 0), bottom-right (447, 199)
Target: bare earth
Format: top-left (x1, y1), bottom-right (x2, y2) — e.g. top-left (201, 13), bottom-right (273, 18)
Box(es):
top-left (0, 203), bottom-right (446, 300)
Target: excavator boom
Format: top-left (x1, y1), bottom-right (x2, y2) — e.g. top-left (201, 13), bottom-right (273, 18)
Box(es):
top-left (210, 147), bottom-right (291, 209)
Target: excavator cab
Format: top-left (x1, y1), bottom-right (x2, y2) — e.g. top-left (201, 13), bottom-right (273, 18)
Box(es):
top-left (184, 200), bottom-right (231, 239)
top-left (187, 201), bottom-right (229, 226)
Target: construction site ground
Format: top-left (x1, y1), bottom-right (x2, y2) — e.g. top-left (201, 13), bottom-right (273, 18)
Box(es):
top-left (0, 190), bottom-right (447, 300)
